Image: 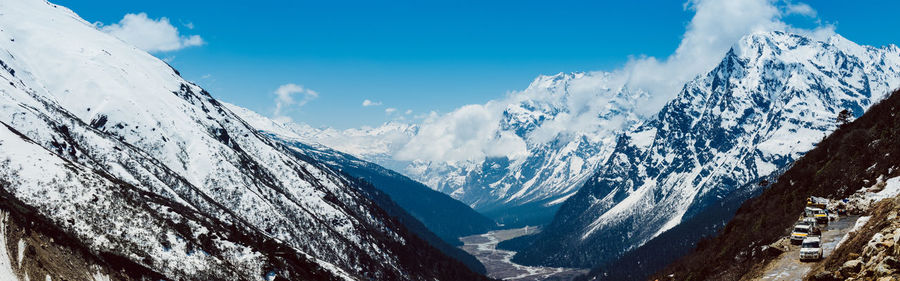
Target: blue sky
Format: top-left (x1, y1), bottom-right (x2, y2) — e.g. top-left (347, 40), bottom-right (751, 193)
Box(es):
top-left (56, 0), bottom-right (900, 128)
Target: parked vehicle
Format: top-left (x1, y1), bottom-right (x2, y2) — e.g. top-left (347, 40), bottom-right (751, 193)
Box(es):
top-left (791, 224), bottom-right (812, 244)
top-left (805, 207), bottom-right (829, 224)
top-left (800, 237), bottom-right (823, 261)
top-left (807, 196), bottom-right (828, 209)
top-left (813, 209), bottom-right (829, 225)
top-left (804, 207), bottom-right (816, 217)
top-left (797, 218), bottom-right (821, 235)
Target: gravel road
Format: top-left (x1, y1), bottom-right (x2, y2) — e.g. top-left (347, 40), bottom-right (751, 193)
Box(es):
top-left (755, 216), bottom-right (860, 281)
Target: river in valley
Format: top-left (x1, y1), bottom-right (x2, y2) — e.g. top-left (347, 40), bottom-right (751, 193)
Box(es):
top-left (459, 227), bottom-right (589, 281)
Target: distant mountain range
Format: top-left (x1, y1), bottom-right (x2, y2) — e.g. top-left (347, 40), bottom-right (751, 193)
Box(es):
top-left (290, 72), bottom-right (650, 227)
top-left (284, 30), bottom-right (900, 273)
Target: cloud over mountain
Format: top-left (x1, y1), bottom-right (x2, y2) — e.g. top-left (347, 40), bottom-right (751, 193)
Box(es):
top-left (98, 13), bottom-right (204, 53)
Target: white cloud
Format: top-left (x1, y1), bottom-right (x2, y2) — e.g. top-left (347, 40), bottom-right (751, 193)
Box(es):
top-left (273, 83), bottom-right (318, 122)
top-left (619, 0), bottom-right (832, 114)
top-left (395, 104), bottom-right (527, 162)
top-left (283, 0), bottom-right (830, 165)
top-left (99, 13), bottom-right (204, 53)
top-left (362, 99), bottom-right (382, 107)
top-left (405, 109), bottom-right (413, 115)
top-left (390, 0), bottom-right (832, 163)
top-left (785, 1), bottom-right (816, 17)
top-left (385, 108), bottom-right (397, 114)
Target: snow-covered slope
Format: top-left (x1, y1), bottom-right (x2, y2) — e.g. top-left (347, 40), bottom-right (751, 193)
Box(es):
top-left (516, 31), bottom-right (900, 268)
top-left (652, 87), bottom-right (900, 280)
top-left (0, 1), bottom-right (488, 280)
top-left (226, 102), bottom-right (497, 274)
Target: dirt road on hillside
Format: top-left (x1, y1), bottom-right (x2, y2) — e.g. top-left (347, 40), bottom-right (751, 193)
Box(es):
top-left (752, 216), bottom-right (860, 281)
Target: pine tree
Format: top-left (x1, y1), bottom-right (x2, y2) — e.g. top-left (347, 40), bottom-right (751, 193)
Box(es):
top-left (836, 109), bottom-right (852, 126)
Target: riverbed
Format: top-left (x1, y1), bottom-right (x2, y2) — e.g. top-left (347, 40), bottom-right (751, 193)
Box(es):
top-left (459, 227), bottom-right (589, 281)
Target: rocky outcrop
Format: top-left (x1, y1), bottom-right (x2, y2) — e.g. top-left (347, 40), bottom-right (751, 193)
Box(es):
top-left (0, 197), bottom-right (163, 281)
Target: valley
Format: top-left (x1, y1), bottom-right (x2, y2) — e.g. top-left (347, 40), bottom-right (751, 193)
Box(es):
top-left (460, 227), bottom-right (588, 281)
top-left (2, 1), bottom-right (899, 280)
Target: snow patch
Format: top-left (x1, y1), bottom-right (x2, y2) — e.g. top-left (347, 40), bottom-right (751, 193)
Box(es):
top-left (0, 214), bottom-right (17, 281)
top-left (867, 176), bottom-right (900, 202)
top-left (629, 128), bottom-right (656, 150)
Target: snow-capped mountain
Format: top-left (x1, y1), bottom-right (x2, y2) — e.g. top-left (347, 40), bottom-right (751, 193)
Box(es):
top-left (515, 31), bottom-right (900, 268)
top-left (290, 72), bottom-right (649, 226)
top-left (404, 73), bottom-right (648, 225)
top-left (653, 87), bottom-right (900, 281)
top-left (0, 1), bottom-right (488, 280)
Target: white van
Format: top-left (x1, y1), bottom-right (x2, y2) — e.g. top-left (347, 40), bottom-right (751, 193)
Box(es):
top-left (797, 218), bottom-right (821, 235)
top-left (800, 237), bottom-right (823, 261)
top-left (791, 224), bottom-right (812, 244)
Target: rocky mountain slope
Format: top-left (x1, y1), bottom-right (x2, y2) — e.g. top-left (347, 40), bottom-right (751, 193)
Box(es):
top-left (226, 103), bottom-right (497, 274)
top-left (516, 31), bottom-right (900, 268)
top-left (653, 87), bottom-right (900, 280)
top-left (0, 0), bottom-right (489, 280)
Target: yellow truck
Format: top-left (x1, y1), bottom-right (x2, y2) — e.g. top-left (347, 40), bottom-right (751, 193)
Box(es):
top-left (806, 196), bottom-right (828, 209)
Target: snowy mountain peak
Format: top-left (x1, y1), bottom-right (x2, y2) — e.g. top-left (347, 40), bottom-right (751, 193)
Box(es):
top-left (515, 31), bottom-right (900, 268)
top-left (525, 72), bottom-right (590, 94)
top-left (402, 70), bottom-right (650, 221)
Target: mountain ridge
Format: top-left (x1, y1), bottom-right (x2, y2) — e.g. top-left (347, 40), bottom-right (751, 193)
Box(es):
top-left (514, 30), bottom-right (900, 268)
top-left (0, 0), bottom-right (490, 280)
top-left (654, 86), bottom-right (900, 280)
